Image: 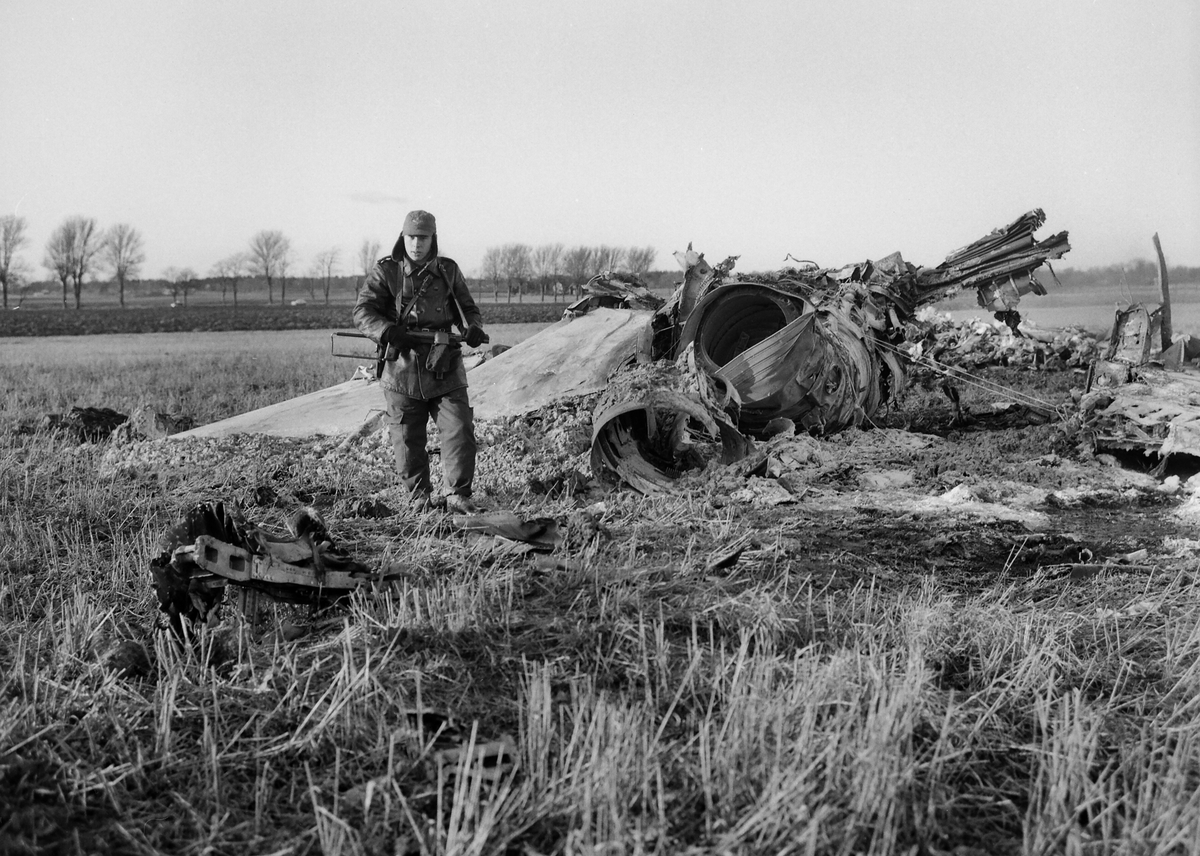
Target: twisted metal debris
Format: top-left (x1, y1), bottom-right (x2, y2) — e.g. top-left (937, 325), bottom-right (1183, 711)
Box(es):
top-left (589, 209), bottom-right (1071, 492)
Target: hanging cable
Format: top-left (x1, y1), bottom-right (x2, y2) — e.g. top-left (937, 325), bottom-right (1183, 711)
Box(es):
top-left (873, 337), bottom-right (1067, 416)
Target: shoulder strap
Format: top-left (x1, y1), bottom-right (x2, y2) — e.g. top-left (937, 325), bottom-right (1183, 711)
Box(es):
top-left (397, 264), bottom-right (436, 323)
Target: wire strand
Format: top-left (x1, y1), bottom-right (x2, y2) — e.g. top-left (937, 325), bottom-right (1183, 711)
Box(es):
top-left (874, 337), bottom-right (1065, 413)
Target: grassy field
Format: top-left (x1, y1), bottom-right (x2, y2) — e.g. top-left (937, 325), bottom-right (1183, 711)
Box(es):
top-left (0, 302), bottom-right (567, 338)
top-left (0, 325), bottom-right (550, 431)
top-left (2, 321), bottom-right (1199, 854)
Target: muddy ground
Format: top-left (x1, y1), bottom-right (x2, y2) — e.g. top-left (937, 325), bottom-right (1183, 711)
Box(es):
top-left (102, 361), bottom-right (1199, 663)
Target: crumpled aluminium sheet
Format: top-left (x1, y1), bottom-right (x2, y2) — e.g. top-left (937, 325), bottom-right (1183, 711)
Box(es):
top-left (590, 354), bottom-right (751, 493)
top-left (590, 209), bottom-right (1068, 493)
top-left (678, 281), bottom-right (904, 435)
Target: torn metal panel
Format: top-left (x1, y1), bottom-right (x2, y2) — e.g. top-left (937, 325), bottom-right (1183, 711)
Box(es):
top-left (453, 511), bottom-right (563, 550)
top-left (1079, 302), bottom-right (1200, 461)
top-left (713, 313), bottom-right (816, 403)
top-left (925, 208), bottom-right (1070, 305)
top-left (568, 270), bottom-right (665, 313)
top-left (1104, 303), bottom-right (1163, 366)
top-left (151, 502), bottom-right (376, 630)
top-left (467, 307), bottom-right (655, 419)
top-left (1086, 359), bottom-right (1134, 390)
top-left (671, 273), bottom-right (903, 435)
top-left (590, 357), bottom-right (751, 493)
top-left (657, 209), bottom-right (1067, 438)
top-left (1082, 367), bottom-right (1200, 460)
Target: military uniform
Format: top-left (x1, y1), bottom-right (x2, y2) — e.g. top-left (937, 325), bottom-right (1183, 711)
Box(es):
top-left (353, 212), bottom-right (485, 503)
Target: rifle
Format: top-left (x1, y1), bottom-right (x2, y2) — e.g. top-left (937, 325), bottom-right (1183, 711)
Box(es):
top-left (330, 330), bottom-right (490, 378)
top-left (331, 329), bottom-right (493, 356)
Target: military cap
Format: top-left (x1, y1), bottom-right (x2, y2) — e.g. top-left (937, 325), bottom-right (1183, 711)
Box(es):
top-left (402, 210), bottom-right (437, 236)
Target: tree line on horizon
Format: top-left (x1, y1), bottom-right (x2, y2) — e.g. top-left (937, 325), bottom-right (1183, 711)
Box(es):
top-left (2, 213), bottom-right (1197, 311)
top-left (0, 214), bottom-right (667, 310)
top-left (0, 214), bottom-right (364, 311)
top-left (478, 243), bottom-right (658, 298)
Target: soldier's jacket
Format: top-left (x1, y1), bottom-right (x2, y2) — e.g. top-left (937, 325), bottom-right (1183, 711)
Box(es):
top-left (353, 252), bottom-right (483, 399)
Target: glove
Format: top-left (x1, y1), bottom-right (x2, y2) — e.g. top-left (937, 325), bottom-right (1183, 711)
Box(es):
top-left (464, 324), bottom-right (488, 348)
top-left (381, 323), bottom-right (419, 351)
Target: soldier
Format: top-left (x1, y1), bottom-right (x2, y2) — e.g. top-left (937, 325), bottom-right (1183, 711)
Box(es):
top-left (354, 210), bottom-right (488, 513)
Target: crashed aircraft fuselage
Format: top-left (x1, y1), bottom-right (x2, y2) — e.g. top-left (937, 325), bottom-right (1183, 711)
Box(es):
top-left (583, 209), bottom-right (1070, 491)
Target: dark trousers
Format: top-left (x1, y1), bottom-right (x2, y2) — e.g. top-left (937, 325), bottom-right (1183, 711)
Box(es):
top-left (382, 387), bottom-right (476, 497)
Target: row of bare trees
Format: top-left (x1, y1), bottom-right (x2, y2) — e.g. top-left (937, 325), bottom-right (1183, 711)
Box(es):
top-left (478, 243), bottom-right (657, 296)
top-left (202, 236), bottom-right (381, 307)
top-left (0, 216), bottom-right (661, 310)
top-left (0, 214), bottom-right (376, 310)
top-left (1, 214), bottom-right (148, 310)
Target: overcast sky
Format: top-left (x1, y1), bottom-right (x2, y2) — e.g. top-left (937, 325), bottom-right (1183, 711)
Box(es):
top-left (2, 0), bottom-right (1197, 280)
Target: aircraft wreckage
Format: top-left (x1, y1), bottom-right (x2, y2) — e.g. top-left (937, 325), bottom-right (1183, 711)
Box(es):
top-left (576, 208), bottom-right (1070, 491)
top-left (149, 212), bottom-right (1200, 618)
top-left (178, 208), bottom-right (1073, 490)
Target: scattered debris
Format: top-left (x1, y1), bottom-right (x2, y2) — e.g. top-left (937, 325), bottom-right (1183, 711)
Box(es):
top-left (905, 311), bottom-right (1101, 371)
top-left (150, 501), bottom-right (378, 631)
top-left (1080, 312), bottom-right (1200, 467)
top-left (14, 404), bottom-right (195, 442)
top-left (565, 270), bottom-right (666, 314)
top-left (100, 638), bottom-right (153, 679)
top-left (122, 405), bottom-right (196, 439)
top-left (590, 356), bottom-right (751, 492)
top-left (1080, 366), bottom-right (1200, 464)
top-left (702, 534), bottom-right (754, 574)
top-left (585, 209), bottom-right (1069, 492)
top-left (17, 406), bottom-right (128, 442)
top-left (434, 735), bottom-right (518, 783)
top-left (346, 497), bottom-right (396, 519)
top-left (1067, 234), bottom-right (1200, 468)
top-left (453, 511), bottom-right (563, 551)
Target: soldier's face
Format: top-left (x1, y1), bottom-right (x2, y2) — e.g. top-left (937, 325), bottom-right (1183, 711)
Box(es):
top-left (405, 233), bottom-right (432, 262)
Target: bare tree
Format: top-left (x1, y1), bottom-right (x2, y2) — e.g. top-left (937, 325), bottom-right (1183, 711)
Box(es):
top-left (625, 245), bottom-right (657, 277)
top-left (1, 214), bottom-right (29, 310)
top-left (500, 243), bottom-right (533, 301)
top-left (100, 224), bottom-right (145, 308)
top-left (44, 223), bottom-right (75, 309)
top-left (531, 243), bottom-right (563, 280)
top-left (211, 253), bottom-right (248, 307)
top-left (592, 244), bottom-right (625, 274)
top-left (279, 248), bottom-right (294, 304)
top-left (480, 246), bottom-right (503, 295)
top-left (248, 230), bottom-right (290, 303)
top-left (163, 266), bottom-right (197, 306)
top-left (562, 245), bottom-right (595, 294)
top-left (531, 243), bottom-right (564, 297)
top-left (44, 216), bottom-right (101, 309)
top-left (161, 267), bottom-right (178, 303)
top-left (358, 238), bottom-right (381, 283)
top-left (314, 247), bottom-right (341, 305)
top-left (68, 217), bottom-right (101, 309)
top-left (178, 267), bottom-right (197, 306)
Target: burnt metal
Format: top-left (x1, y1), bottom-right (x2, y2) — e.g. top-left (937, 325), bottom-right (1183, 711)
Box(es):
top-left (589, 209), bottom-right (1071, 492)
